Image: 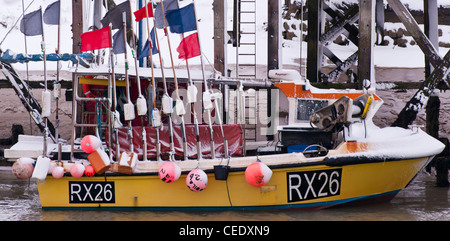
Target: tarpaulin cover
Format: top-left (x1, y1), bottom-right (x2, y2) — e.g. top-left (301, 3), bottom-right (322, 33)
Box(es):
top-left (106, 124), bottom-right (244, 160)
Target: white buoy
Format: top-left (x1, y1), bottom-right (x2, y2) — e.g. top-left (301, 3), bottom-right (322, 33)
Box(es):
top-left (70, 163), bottom-right (85, 178)
top-left (51, 166), bottom-right (65, 179)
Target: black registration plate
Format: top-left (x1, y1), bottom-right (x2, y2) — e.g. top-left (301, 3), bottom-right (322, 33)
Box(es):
top-left (287, 168), bottom-right (342, 202)
top-left (69, 181), bottom-right (115, 203)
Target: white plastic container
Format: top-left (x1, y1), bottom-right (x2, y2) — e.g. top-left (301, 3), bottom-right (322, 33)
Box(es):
top-left (187, 84), bottom-right (198, 103)
top-left (41, 90), bottom-right (52, 117)
top-left (31, 155), bottom-right (51, 182)
top-left (124, 102), bottom-right (135, 121)
top-left (152, 108), bottom-right (162, 127)
top-left (175, 99), bottom-right (186, 116)
top-left (162, 94), bottom-right (173, 114)
top-left (136, 95), bottom-right (148, 116)
top-left (203, 91), bottom-right (213, 110)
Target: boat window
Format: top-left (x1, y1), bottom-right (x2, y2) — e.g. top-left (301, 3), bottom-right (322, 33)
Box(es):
top-left (296, 99), bottom-right (328, 121)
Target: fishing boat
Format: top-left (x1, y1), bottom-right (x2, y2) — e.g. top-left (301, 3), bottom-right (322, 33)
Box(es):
top-left (4, 0), bottom-right (445, 210)
top-left (7, 66), bottom-right (445, 210)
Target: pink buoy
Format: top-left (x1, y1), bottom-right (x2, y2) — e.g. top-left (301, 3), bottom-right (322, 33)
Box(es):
top-left (70, 163), bottom-right (85, 178)
top-left (244, 160), bottom-right (272, 187)
top-left (11, 157), bottom-right (35, 180)
top-left (186, 168), bottom-right (208, 192)
top-left (80, 135), bottom-right (102, 153)
top-left (52, 166), bottom-right (65, 179)
top-left (84, 165), bottom-right (95, 177)
top-left (158, 161), bottom-right (181, 183)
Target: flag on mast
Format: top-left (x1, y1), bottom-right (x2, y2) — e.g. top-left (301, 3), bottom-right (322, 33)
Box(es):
top-left (165, 3), bottom-right (197, 34)
top-left (154, 0), bottom-right (179, 29)
top-left (20, 9), bottom-right (43, 36)
top-left (80, 26), bottom-right (112, 52)
top-left (101, 1), bottom-right (131, 29)
top-left (139, 27), bottom-right (159, 59)
top-left (133, 2), bottom-right (154, 21)
top-left (113, 26), bottom-right (126, 54)
top-left (176, 32), bottom-right (200, 60)
top-left (43, 0), bottom-right (60, 25)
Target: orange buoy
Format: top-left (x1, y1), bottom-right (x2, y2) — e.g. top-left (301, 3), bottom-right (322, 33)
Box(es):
top-left (244, 160), bottom-right (272, 187)
top-left (84, 165), bottom-right (95, 177)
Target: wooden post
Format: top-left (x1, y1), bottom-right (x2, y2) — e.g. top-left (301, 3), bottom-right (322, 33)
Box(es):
top-left (72, 0), bottom-right (83, 54)
top-left (268, 0), bottom-right (282, 73)
top-left (424, 0), bottom-right (439, 78)
top-left (358, 0), bottom-right (375, 88)
top-left (307, 0), bottom-right (323, 82)
top-left (213, 0), bottom-right (227, 77)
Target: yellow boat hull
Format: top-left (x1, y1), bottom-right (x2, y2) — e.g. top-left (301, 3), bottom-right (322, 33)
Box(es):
top-left (37, 156), bottom-right (432, 210)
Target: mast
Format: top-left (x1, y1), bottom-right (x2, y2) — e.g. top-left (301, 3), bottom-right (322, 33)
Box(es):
top-left (21, 0), bottom-right (32, 135)
top-left (108, 23), bottom-right (120, 161)
top-left (122, 12), bottom-right (135, 152)
top-left (39, 6), bottom-right (52, 157)
top-left (55, 0), bottom-right (61, 160)
top-left (173, 0), bottom-right (202, 160)
top-left (127, 0), bottom-right (148, 161)
top-left (160, 0), bottom-right (188, 160)
top-left (144, 0), bottom-right (162, 161)
top-left (192, 0), bottom-right (216, 159)
top-left (151, 4), bottom-right (176, 161)
top-left (193, 0), bottom-right (229, 158)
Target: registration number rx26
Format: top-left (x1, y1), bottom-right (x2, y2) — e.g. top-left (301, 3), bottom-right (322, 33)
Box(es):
top-left (287, 168), bottom-right (342, 202)
top-left (69, 181), bottom-right (115, 203)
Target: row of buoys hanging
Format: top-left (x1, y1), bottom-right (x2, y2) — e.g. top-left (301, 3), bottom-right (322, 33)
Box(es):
top-left (158, 161), bottom-right (208, 192)
top-left (156, 159), bottom-right (272, 192)
top-left (11, 156), bottom-right (97, 180)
